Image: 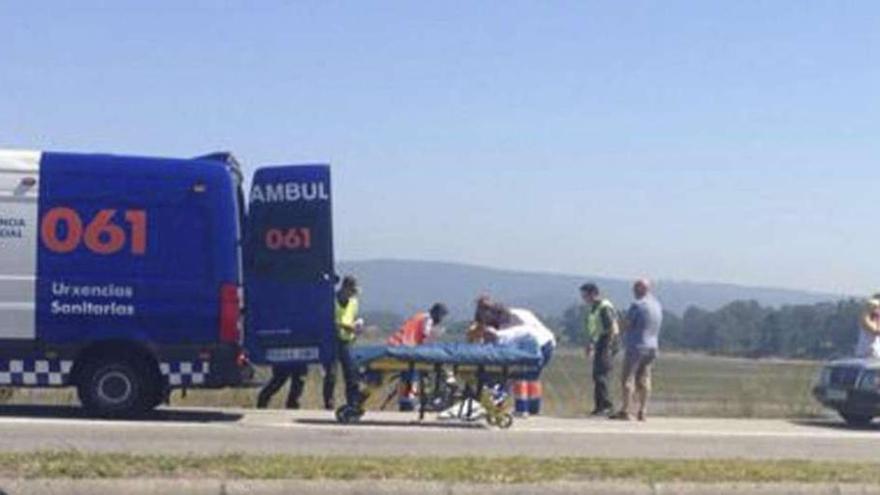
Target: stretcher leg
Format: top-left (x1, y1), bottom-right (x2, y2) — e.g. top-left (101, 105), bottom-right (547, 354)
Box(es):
top-left (379, 374), bottom-right (400, 411)
top-left (418, 373), bottom-right (428, 421)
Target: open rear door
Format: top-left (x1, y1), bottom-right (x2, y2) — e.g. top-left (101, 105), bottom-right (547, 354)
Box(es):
top-left (243, 165), bottom-right (335, 366)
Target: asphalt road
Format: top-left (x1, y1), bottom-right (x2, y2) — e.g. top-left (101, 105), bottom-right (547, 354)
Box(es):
top-left (0, 405), bottom-right (878, 461)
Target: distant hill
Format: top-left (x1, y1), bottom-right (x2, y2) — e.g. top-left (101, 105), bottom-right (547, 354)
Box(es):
top-left (338, 259), bottom-right (844, 320)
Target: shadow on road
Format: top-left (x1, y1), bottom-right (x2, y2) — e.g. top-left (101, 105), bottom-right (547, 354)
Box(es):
top-left (0, 405), bottom-right (243, 423)
top-left (296, 417), bottom-right (487, 430)
top-left (789, 418), bottom-right (880, 432)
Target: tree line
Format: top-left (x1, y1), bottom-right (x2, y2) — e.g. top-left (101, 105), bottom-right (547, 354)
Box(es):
top-left (559, 299), bottom-right (863, 360)
top-left (364, 298), bottom-right (865, 360)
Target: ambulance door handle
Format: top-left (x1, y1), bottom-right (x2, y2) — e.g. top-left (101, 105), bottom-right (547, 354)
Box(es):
top-left (15, 177), bottom-right (37, 195)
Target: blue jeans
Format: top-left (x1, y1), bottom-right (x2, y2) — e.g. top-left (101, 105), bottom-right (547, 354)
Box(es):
top-left (522, 342), bottom-right (555, 380)
top-left (323, 338), bottom-right (360, 406)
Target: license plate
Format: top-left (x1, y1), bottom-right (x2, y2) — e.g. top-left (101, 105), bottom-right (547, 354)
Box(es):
top-left (265, 347), bottom-right (319, 362)
top-left (826, 389), bottom-right (847, 401)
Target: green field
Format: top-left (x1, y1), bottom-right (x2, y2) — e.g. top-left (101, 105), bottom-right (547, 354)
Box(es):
top-left (540, 350), bottom-right (824, 418)
top-left (1, 350), bottom-right (825, 418)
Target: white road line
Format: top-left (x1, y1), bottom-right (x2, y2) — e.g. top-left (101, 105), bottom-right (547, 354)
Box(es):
top-left (510, 425), bottom-right (880, 439)
top-left (274, 420), bottom-right (880, 440)
top-left (1, 415), bottom-right (875, 441)
top-left (0, 417), bottom-right (225, 429)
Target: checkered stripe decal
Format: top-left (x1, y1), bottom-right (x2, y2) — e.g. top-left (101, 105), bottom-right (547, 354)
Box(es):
top-left (0, 359), bottom-right (73, 386)
top-left (160, 361), bottom-right (210, 387)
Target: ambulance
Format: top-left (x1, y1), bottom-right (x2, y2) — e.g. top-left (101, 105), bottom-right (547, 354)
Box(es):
top-left (0, 149), bottom-right (337, 417)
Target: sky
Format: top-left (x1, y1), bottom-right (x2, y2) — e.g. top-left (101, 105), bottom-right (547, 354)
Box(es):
top-left (2, 1), bottom-right (880, 295)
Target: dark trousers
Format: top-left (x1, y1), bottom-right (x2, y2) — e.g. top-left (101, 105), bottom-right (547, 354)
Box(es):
top-left (257, 364), bottom-right (306, 409)
top-left (323, 338), bottom-right (360, 407)
top-left (592, 334), bottom-right (615, 411)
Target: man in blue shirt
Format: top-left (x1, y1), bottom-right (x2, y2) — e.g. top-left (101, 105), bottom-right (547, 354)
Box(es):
top-left (611, 279), bottom-right (663, 421)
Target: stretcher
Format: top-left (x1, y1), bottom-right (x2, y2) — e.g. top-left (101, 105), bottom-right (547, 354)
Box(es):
top-left (334, 342), bottom-right (543, 429)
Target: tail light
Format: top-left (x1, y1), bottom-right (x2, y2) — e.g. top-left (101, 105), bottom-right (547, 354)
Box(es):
top-left (236, 350), bottom-right (249, 368)
top-left (220, 283), bottom-right (241, 344)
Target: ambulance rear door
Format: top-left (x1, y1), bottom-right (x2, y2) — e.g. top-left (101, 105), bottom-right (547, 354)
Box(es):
top-left (242, 165), bottom-right (336, 367)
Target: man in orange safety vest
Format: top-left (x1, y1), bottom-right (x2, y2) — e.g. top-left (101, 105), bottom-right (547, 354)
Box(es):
top-left (387, 303), bottom-right (449, 411)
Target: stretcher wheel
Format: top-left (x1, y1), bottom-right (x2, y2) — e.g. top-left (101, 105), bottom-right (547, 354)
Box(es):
top-left (496, 413), bottom-right (514, 430)
top-left (335, 405), bottom-right (362, 424)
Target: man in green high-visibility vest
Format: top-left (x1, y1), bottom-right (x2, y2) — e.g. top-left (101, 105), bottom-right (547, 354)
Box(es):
top-left (580, 282), bottom-right (619, 416)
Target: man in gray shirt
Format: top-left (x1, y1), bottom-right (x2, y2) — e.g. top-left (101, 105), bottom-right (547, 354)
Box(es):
top-left (611, 279), bottom-right (663, 421)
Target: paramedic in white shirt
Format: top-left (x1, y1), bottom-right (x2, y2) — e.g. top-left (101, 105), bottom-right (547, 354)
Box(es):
top-left (485, 307), bottom-right (557, 417)
top-left (488, 308), bottom-right (556, 366)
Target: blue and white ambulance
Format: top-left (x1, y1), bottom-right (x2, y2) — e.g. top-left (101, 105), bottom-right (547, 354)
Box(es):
top-left (0, 149), bottom-right (337, 417)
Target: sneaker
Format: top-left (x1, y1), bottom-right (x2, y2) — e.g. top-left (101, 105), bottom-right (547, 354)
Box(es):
top-left (513, 410), bottom-right (530, 419)
top-left (589, 407), bottom-right (612, 417)
top-left (609, 411), bottom-right (633, 421)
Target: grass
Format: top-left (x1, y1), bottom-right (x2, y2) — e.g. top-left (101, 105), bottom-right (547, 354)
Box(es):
top-left (1, 452), bottom-right (879, 484)
top-left (0, 350), bottom-right (825, 418)
top-left (612, 351), bottom-right (822, 418)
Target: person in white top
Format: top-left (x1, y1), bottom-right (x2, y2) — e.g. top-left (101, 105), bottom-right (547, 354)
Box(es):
top-left (491, 308), bottom-right (557, 350)
top-left (855, 296), bottom-right (880, 359)
top-left (483, 305), bottom-right (557, 417)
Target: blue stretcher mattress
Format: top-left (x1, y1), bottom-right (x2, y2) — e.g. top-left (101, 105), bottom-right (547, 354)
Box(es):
top-left (351, 342), bottom-right (542, 368)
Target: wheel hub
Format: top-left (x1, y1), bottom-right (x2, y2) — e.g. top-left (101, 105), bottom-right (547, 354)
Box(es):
top-left (97, 371), bottom-right (132, 405)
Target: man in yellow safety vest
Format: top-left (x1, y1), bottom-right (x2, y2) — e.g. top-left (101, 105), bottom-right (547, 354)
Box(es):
top-left (322, 275), bottom-right (363, 409)
top-left (581, 282), bottom-right (619, 416)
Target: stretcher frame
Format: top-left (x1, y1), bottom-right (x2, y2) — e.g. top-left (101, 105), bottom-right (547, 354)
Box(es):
top-left (335, 356), bottom-right (537, 429)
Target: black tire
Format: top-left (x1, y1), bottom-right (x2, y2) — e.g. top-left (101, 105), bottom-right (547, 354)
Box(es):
top-left (840, 412), bottom-right (874, 427)
top-left (76, 357), bottom-right (159, 418)
top-left (496, 413), bottom-right (514, 430)
top-left (147, 386), bottom-right (169, 410)
top-left (335, 404), bottom-right (362, 424)
top-left (335, 405), bottom-right (350, 423)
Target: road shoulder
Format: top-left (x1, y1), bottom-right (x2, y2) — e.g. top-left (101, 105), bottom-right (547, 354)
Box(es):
top-left (3, 479), bottom-right (880, 495)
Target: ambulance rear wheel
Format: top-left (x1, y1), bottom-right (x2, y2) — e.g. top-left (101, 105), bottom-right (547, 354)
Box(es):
top-left (77, 358), bottom-right (156, 418)
top-left (147, 386), bottom-right (169, 410)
